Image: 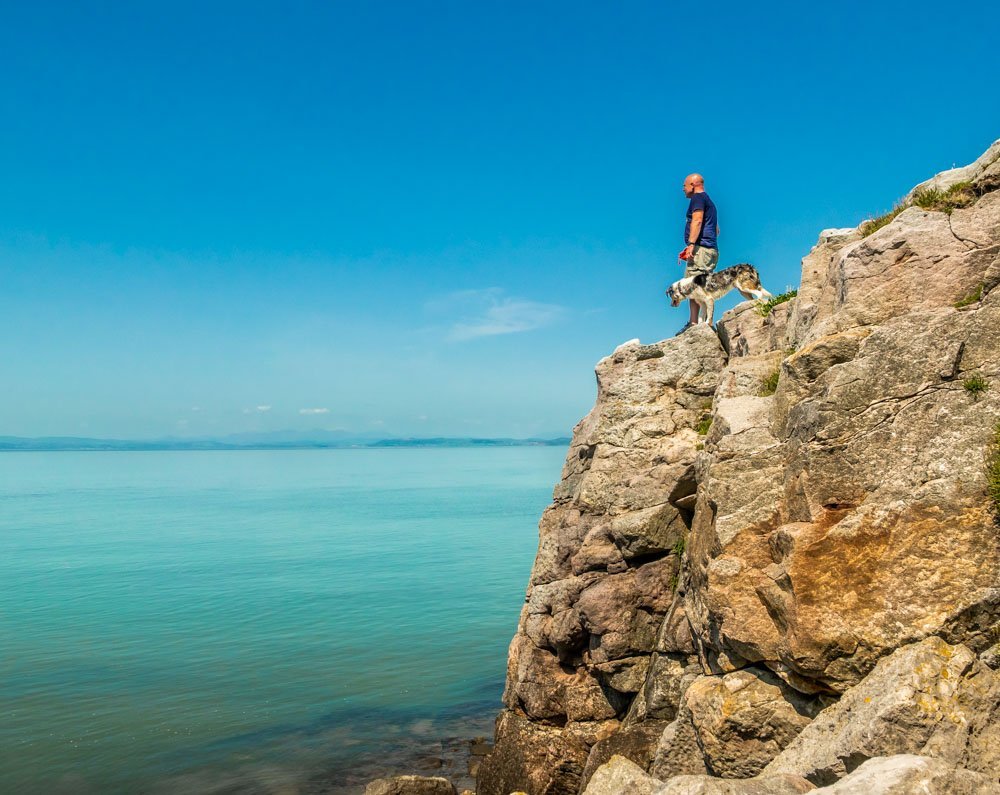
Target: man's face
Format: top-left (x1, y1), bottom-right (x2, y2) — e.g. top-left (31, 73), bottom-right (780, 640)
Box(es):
top-left (683, 178), bottom-right (696, 198)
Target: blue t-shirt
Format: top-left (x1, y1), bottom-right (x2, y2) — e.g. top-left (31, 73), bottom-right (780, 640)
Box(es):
top-left (685, 192), bottom-right (718, 250)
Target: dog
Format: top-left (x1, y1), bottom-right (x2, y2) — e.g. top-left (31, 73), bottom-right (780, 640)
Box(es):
top-left (666, 263), bottom-right (772, 327)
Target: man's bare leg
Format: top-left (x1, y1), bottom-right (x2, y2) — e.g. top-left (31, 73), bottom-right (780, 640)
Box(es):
top-left (689, 299), bottom-right (700, 325)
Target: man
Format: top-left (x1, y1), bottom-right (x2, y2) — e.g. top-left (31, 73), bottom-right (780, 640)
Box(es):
top-left (677, 173), bottom-right (719, 333)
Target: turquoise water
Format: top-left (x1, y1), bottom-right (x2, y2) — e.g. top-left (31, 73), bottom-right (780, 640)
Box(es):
top-left (0, 448), bottom-right (564, 793)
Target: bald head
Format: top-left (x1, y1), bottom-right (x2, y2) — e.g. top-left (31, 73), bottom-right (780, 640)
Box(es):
top-left (683, 173), bottom-right (705, 198)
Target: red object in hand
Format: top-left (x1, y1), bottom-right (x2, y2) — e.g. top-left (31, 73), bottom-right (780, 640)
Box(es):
top-left (678, 248), bottom-right (690, 261)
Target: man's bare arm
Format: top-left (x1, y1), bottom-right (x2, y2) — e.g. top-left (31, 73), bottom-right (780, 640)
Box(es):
top-left (687, 209), bottom-right (704, 246)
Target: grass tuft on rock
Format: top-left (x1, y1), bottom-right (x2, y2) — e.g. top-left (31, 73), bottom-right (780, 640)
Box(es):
top-left (988, 424), bottom-right (1000, 523)
top-left (913, 181), bottom-right (978, 214)
top-left (860, 203), bottom-right (907, 236)
top-left (860, 180), bottom-right (984, 238)
top-left (696, 415), bottom-right (713, 435)
top-left (759, 368), bottom-right (781, 397)
top-left (755, 289), bottom-right (798, 318)
top-left (672, 537), bottom-right (686, 557)
top-left (964, 374), bottom-right (990, 401)
top-left (955, 284), bottom-right (984, 308)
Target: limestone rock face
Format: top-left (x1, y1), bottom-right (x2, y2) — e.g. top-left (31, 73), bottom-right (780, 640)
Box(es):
top-left (364, 775), bottom-right (457, 795)
top-left (763, 637), bottom-right (1000, 785)
top-left (652, 668), bottom-right (821, 780)
top-left (580, 755), bottom-right (815, 795)
top-left (654, 774), bottom-right (815, 795)
top-left (478, 141), bottom-right (1000, 794)
top-left (476, 710), bottom-right (589, 795)
top-left (717, 299), bottom-right (792, 359)
top-left (814, 755), bottom-right (996, 795)
top-left (579, 720), bottom-right (669, 789)
top-left (681, 143), bottom-right (1000, 693)
top-left (482, 329), bottom-right (727, 793)
top-left (580, 755), bottom-right (662, 795)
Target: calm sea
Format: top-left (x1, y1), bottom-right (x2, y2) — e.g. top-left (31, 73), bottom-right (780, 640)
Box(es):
top-left (0, 448), bottom-right (565, 794)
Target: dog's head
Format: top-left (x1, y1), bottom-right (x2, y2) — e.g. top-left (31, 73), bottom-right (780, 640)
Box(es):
top-left (666, 285), bottom-right (682, 307)
top-left (666, 280), bottom-right (685, 307)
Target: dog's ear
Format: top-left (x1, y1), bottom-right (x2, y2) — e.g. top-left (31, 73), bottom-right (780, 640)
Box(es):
top-left (693, 273), bottom-right (707, 288)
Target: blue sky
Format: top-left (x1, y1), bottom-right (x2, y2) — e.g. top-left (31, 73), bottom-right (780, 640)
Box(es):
top-left (2, 1), bottom-right (998, 439)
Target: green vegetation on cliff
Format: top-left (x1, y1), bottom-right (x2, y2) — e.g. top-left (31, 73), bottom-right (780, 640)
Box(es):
top-left (955, 284), bottom-right (984, 308)
top-left (913, 181), bottom-right (978, 214)
top-left (964, 374), bottom-right (990, 400)
top-left (755, 289), bottom-right (797, 317)
top-left (860, 203), bottom-right (907, 236)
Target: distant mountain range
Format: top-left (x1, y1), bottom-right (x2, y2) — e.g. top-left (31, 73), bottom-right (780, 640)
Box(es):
top-left (0, 432), bottom-right (571, 451)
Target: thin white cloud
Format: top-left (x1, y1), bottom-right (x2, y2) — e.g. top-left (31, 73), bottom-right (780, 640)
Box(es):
top-left (299, 407), bottom-right (330, 415)
top-left (435, 288), bottom-right (566, 341)
top-left (256, 405), bottom-right (271, 412)
top-left (424, 287), bottom-right (503, 313)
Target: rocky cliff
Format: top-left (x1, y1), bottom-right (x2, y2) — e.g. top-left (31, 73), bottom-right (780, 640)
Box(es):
top-left (478, 140), bottom-right (1000, 795)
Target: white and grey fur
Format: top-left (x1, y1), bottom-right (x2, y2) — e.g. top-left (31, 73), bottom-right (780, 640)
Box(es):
top-left (666, 263), bottom-right (772, 326)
